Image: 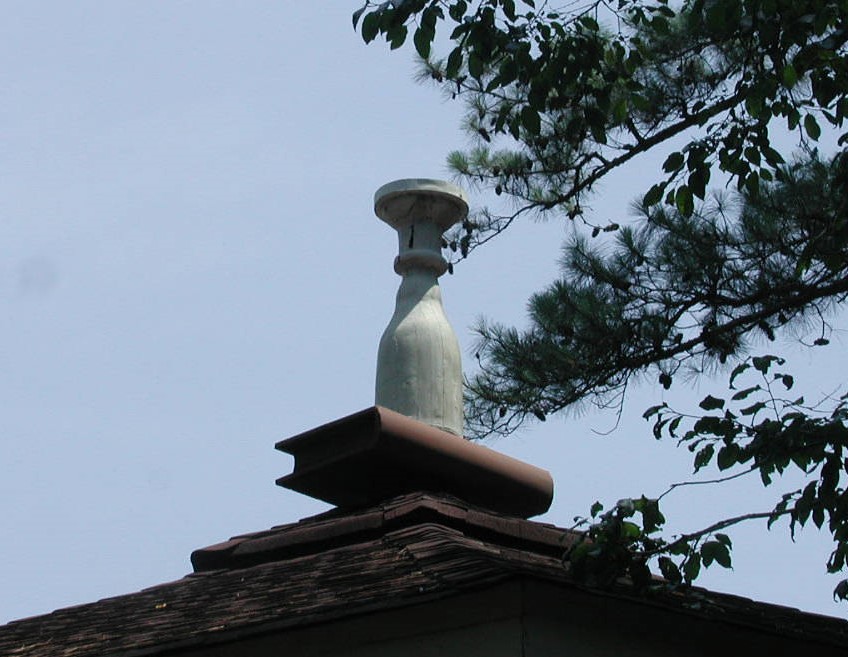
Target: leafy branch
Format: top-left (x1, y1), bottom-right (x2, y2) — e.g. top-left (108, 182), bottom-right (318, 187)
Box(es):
top-left (567, 354), bottom-right (848, 599)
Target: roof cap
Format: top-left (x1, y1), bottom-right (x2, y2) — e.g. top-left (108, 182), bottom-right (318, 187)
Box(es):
top-left (276, 406), bottom-right (553, 518)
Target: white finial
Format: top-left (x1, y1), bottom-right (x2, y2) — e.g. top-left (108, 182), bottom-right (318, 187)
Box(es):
top-left (374, 179), bottom-right (468, 436)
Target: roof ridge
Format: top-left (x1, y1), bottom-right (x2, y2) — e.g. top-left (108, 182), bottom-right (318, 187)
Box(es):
top-left (190, 492), bottom-right (574, 573)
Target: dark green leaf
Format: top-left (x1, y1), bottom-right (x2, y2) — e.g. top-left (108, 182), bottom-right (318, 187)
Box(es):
top-left (663, 152), bottom-right (684, 173)
top-left (752, 355), bottom-right (778, 374)
top-left (658, 556), bottom-right (681, 584)
top-left (693, 415), bottom-right (723, 435)
top-left (642, 403), bottom-right (667, 419)
top-left (612, 98), bottom-right (628, 124)
top-left (651, 15), bottom-right (670, 34)
top-left (762, 146), bottom-right (785, 166)
top-left (729, 362), bottom-right (750, 388)
top-left (521, 106), bottom-right (542, 135)
top-left (669, 415), bottom-right (682, 437)
top-left (740, 401), bottom-right (767, 416)
top-left (805, 114), bottom-right (821, 140)
top-left (388, 24), bottom-right (408, 50)
top-left (688, 168), bottom-right (707, 200)
top-left (449, 1), bottom-right (468, 21)
top-left (445, 48), bottom-right (463, 78)
top-left (701, 541), bottom-right (717, 566)
top-left (468, 51), bottom-right (484, 79)
top-left (701, 541), bottom-right (732, 568)
top-left (631, 93), bottom-right (651, 111)
top-left (621, 521), bottom-right (642, 538)
top-left (643, 184), bottom-right (664, 207)
top-left (776, 373), bottom-right (794, 390)
top-left (745, 171), bottom-right (760, 196)
top-left (813, 505), bottom-right (825, 529)
top-left (717, 444), bottom-right (739, 470)
top-left (413, 26), bottom-right (433, 59)
top-left (731, 385), bottom-right (760, 401)
top-left (579, 15), bottom-right (600, 31)
top-left (589, 118), bottom-right (607, 144)
top-left (699, 395), bottom-right (725, 411)
top-left (640, 497), bottom-right (665, 532)
top-left (683, 553), bottom-right (701, 582)
top-left (675, 186), bottom-right (694, 217)
top-left (694, 444), bottom-right (715, 472)
top-left (782, 64), bottom-right (798, 88)
top-left (361, 11), bottom-right (381, 43)
top-left (715, 547), bottom-right (732, 568)
top-left (746, 93), bottom-right (763, 118)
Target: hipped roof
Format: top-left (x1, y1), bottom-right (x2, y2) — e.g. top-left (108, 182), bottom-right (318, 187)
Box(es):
top-left (1, 492), bottom-right (846, 657)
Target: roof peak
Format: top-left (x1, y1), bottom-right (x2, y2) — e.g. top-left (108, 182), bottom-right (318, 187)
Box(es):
top-left (191, 490), bottom-right (570, 573)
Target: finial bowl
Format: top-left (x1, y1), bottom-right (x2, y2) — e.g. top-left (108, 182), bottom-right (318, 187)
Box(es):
top-left (374, 178), bottom-right (468, 230)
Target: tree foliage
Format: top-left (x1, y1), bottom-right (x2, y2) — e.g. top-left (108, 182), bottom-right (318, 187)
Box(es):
top-left (467, 154), bottom-right (848, 435)
top-left (355, 0), bottom-right (848, 601)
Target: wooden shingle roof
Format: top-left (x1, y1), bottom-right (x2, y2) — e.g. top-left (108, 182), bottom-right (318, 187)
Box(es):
top-left (1, 492), bottom-right (847, 657)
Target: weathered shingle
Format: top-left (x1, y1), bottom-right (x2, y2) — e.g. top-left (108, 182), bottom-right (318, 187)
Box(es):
top-left (0, 492), bottom-right (845, 657)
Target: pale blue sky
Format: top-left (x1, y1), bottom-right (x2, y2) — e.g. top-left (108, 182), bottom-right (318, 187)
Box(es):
top-left (0, 3), bottom-right (844, 622)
